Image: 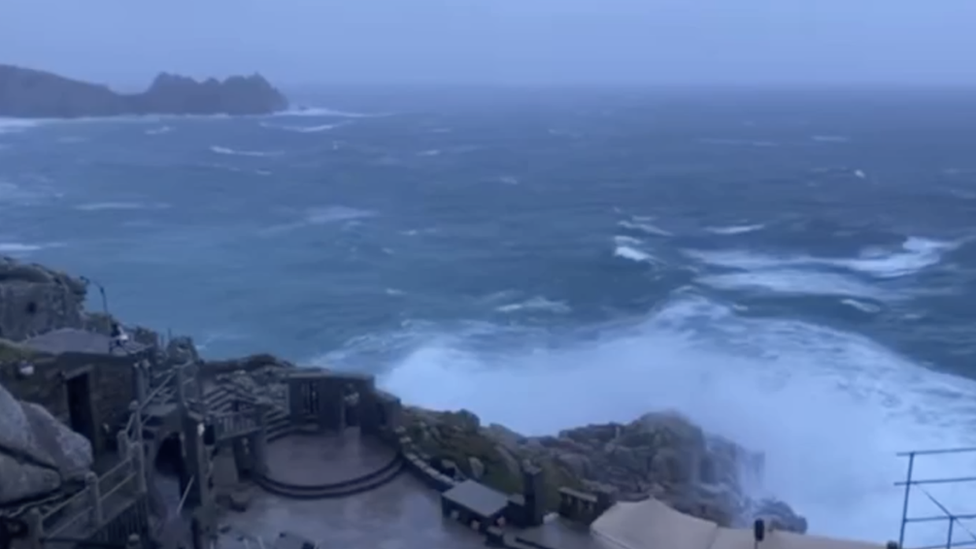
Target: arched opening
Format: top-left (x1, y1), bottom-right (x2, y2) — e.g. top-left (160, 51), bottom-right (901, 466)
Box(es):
top-left (154, 433), bottom-right (190, 500)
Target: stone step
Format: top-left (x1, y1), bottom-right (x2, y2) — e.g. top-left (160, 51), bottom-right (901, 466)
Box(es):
top-left (204, 387), bottom-right (235, 413)
top-left (253, 456), bottom-right (404, 500)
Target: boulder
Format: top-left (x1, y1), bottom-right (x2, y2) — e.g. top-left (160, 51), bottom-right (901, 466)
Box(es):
top-left (0, 381), bottom-right (93, 504)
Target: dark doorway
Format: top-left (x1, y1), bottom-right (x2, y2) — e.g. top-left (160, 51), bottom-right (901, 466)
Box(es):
top-left (155, 434), bottom-right (189, 495)
top-left (66, 373), bottom-right (96, 448)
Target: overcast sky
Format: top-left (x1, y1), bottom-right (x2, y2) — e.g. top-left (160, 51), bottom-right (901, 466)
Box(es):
top-left (1, 0), bottom-right (974, 88)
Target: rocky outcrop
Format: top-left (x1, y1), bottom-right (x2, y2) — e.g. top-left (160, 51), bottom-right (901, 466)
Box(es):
top-left (0, 65), bottom-right (288, 118)
top-left (0, 380), bottom-right (93, 505)
top-left (0, 257), bottom-right (88, 342)
top-left (0, 255), bottom-right (166, 351)
top-left (401, 407), bottom-right (808, 533)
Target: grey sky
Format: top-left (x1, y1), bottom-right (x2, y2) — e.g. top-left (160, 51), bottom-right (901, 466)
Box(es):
top-left (2, 0), bottom-right (974, 87)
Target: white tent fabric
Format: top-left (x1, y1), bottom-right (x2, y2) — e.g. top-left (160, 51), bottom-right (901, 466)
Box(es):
top-left (591, 499), bottom-right (886, 549)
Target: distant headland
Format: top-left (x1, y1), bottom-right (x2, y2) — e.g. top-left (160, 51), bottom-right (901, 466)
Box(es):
top-left (0, 64), bottom-right (289, 118)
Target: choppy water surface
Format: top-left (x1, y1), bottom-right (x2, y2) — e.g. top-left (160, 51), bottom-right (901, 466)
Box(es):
top-left (4, 89), bottom-right (976, 543)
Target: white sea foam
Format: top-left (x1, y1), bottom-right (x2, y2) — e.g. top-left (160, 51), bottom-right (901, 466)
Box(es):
top-left (260, 121), bottom-right (346, 133)
top-left (379, 295), bottom-right (976, 544)
top-left (496, 296), bottom-right (570, 314)
top-left (687, 236), bottom-right (955, 280)
top-left (841, 298), bottom-right (882, 314)
top-left (145, 126), bottom-right (173, 135)
top-left (274, 107), bottom-right (389, 118)
top-left (706, 224), bottom-right (766, 235)
top-left (260, 205), bottom-right (376, 235)
top-left (700, 138), bottom-right (778, 147)
top-left (74, 201), bottom-right (171, 212)
top-left (210, 146), bottom-right (282, 157)
top-left (811, 135), bottom-right (852, 143)
top-left (0, 241), bottom-right (63, 255)
top-left (699, 269), bottom-right (886, 300)
top-left (618, 217), bottom-right (673, 237)
top-left (0, 118), bottom-right (43, 134)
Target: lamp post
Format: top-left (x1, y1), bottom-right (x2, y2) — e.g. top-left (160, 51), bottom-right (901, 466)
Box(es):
top-left (79, 276), bottom-right (109, 316)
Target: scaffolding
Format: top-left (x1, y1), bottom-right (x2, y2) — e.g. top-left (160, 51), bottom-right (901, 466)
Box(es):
top-left (897, 447), bottom-right (976, 549)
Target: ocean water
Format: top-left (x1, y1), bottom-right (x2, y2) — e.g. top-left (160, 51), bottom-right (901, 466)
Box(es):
top-left (3, 88), bottom-right (976, 544)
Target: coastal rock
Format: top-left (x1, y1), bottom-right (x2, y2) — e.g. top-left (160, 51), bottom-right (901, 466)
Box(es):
top-left (0, 256), bottom-right (88, 341)
top-left (0, 380), bottom-right (93, 504)
top-left (0, 64), bottom-right (288, 118)
top-left (401, 407), bottom-right (807, 533)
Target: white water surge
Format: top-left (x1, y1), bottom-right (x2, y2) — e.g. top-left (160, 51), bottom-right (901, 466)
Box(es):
top-left (384, 269), bottom-right (976, 547)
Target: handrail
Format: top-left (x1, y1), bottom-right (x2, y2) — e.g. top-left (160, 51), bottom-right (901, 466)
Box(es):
top-left (176, 477), bottom-right (195, 517)
top-left (897, 448), bottom-right (976, 549)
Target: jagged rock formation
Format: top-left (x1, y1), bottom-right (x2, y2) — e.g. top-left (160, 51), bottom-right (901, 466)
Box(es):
top-left (0, 380), bottom-right (94, 505)
top-left (0, 65), bottom-right (289, 118)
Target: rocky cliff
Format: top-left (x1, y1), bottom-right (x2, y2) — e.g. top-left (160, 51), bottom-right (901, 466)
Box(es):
top-left (0, 65), bottom-right (289, 118)
top-left (0, 254), bottom-right (807, 532)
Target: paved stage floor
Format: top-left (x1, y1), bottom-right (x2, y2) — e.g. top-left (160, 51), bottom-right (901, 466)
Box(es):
top-left (217, 474), bottom-right (489, 549)
top-left (263, 427), bottom-right (396, 485)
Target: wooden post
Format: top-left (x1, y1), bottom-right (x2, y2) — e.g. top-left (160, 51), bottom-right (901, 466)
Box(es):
top-left (133, 441), bottom-right (147, 494)
top-left (130, 400), bottom-right (143, 445)
top-left (176, 362), bottom-right (187, 409)
top-left (86, 472), bottom-right (103, 527)
top-left (117, 429), bottom-right (129, 457)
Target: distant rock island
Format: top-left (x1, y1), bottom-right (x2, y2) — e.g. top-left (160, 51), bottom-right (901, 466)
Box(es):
top-left (0, 64), bottom-right (289, 118)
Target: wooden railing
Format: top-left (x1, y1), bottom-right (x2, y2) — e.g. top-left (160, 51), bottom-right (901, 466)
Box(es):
top-left (38, 440), bottom-right (146, 541)
top-left (213, 409), bottom-right (260, 441)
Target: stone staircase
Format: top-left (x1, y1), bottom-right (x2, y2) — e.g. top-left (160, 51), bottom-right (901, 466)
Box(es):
top-left (251, 456), bottom-right (405, 499)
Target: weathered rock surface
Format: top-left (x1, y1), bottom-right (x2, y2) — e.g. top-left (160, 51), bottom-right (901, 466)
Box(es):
top-left (0, 257), bottom-right (88, 341)
top-left (0, 380), bottom-right (93, 505)
top-left (400, 407), bottom-right (808, 533)
top-left (0, 65), bottom-right (289, 118)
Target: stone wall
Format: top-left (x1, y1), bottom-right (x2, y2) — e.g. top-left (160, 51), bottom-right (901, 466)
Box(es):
top-left (0, 351), bottom-right (136, 456)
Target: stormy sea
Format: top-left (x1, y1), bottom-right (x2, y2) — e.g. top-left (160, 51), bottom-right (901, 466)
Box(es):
top-left (3, 88), bottom-right (976, 544)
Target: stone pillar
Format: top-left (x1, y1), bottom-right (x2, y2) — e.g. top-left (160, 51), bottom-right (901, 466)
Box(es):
top-left (250, 404), bottom-right (268, 474)
top-left (181, 413), bottom-right (211, 508)
top-left (85, 472), bottom-right (103, 527)
top-left (232, 437), bottom-right (251, 476)
top-left (522, 464), bottom-right (545, 527)
top-left (358, 377), bottom-right (378, 435)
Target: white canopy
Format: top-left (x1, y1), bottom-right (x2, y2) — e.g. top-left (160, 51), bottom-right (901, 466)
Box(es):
top-left (591, 499), bottom-right (886, 549)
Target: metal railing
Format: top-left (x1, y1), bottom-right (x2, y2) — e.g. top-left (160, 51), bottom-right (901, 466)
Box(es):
top-left (897, 447), bottom-right (976, 549)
